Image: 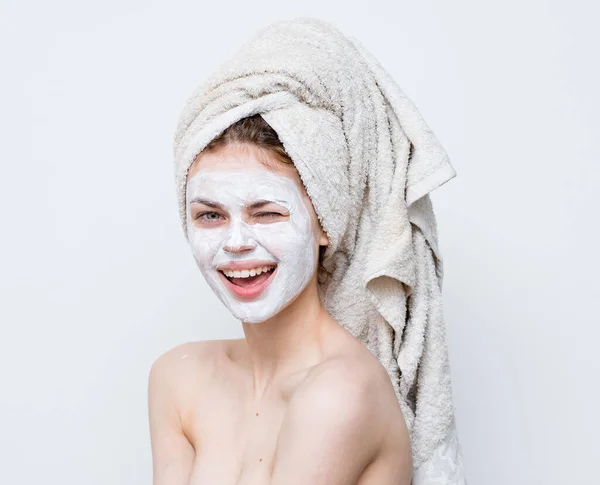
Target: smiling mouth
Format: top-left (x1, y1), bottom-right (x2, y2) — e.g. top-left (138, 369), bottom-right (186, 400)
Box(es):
top-left (218, 264), bottom-right (278, 299)
top-left (221, 265), bottom-right (276, 285)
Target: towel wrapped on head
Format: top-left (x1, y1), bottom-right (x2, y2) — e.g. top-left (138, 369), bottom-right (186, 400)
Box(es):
top-left (173, 16), bottom-right (466, 484)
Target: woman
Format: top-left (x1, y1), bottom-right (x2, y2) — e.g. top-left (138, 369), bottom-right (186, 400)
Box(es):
top-left (148, 115), bottom-right (412, 484)
top-left (150, 16), bottom-right (464, 485)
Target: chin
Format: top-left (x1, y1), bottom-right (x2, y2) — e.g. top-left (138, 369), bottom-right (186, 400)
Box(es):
top-left (226, 290), bottom-right (291, 324)
top-left (232, 303), bottom-right (284, 324)
top-left (237, 287), bottom-right (311, 324)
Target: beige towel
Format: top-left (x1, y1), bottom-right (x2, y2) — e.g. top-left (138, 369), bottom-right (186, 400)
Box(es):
top-left (173, 16), bottom-right (466, 483)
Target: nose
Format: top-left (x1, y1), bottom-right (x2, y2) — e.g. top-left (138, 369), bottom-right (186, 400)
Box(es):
top-left (222, 222), bottom-right (256, 254)
top-left (223, 242), bottom-right (256, 253)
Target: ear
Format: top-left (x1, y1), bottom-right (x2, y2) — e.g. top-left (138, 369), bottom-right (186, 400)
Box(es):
top-left (319, 228), bottom-right (329, 247)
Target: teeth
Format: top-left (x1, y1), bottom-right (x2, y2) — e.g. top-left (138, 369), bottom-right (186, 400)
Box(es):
top-left (222, 265), bottom-right (274, 278)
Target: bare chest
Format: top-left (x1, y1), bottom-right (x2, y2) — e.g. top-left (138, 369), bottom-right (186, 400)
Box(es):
top-left (184, 376), bottom-right (301, 485)
top-left (184, 392), bottom-right (393, 485)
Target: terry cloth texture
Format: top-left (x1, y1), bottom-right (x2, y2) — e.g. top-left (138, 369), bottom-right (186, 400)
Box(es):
top-left (173, 16), bottom-right (466, 484)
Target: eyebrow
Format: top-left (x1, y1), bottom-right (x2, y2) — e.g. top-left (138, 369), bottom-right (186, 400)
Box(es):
top-left (244, 199), bottom-right (286, 210)
top-left (188, 197), bottom-right (225, 209)
top-left (189, 197), bottom-right (290, 211)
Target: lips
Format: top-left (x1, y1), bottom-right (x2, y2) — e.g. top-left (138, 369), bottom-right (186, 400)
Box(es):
top-left (217, 264), bottom-right (278, 299)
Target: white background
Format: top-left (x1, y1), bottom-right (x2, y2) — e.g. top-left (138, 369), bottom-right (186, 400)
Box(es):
top-left (1, 1), bottom-right (598, 483)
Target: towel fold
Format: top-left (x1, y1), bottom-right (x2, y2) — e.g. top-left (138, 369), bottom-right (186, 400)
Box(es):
top-left (173, 16), bottom-right (466, 483)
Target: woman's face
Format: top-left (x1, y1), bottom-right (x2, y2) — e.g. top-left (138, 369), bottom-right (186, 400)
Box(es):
top-left (185, 143), bottom-right (327, 323)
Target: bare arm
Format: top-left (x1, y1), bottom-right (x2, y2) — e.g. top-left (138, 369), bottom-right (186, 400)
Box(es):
top-left (148, 351), bottom-right (195, 485)
top-left (270, 359), bottom-right (412, 485)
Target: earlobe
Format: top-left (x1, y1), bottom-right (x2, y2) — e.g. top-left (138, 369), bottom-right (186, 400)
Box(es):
top-left (319, 230), bottom-right (329, 247)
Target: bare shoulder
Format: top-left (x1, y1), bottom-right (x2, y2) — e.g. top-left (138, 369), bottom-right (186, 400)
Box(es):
top-left (295, 353), bottom-right (402, 437)
top-left (148, 339), bottom-right (235, 403)
top-left (271, 353), bottom-right (411, 485)
top-left (149, 340), bottom-right (223, 377)
top-left (149, 339), bottom-right (229, 366)
top-left (302, 330), bottom-right (406, 430)
top-left (148, 340), bottom-right (238, 484)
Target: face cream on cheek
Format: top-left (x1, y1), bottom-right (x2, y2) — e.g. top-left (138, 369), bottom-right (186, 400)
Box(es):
top-left (185, 169), bottom-right (318, 323)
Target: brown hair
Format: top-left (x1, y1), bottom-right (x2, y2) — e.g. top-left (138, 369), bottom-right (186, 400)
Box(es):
top-left (200, 114), bottom-right (294, 168)
top-left (193, 114), bottom-right (329, 275)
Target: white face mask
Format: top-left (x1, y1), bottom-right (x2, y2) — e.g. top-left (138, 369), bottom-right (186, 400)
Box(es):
top-left (185, 168), bottom-right (317, 323)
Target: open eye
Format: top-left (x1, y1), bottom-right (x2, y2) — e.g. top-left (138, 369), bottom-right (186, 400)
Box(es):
top-left (195, 211), bottom-right (225, 224)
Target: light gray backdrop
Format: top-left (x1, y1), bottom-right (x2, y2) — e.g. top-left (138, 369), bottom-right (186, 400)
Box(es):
top-left (1, 0), bottom-right (598, 483)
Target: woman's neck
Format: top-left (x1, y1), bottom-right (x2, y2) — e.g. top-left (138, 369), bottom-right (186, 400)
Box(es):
top-left (240, 278), bottom-right (335, 398)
